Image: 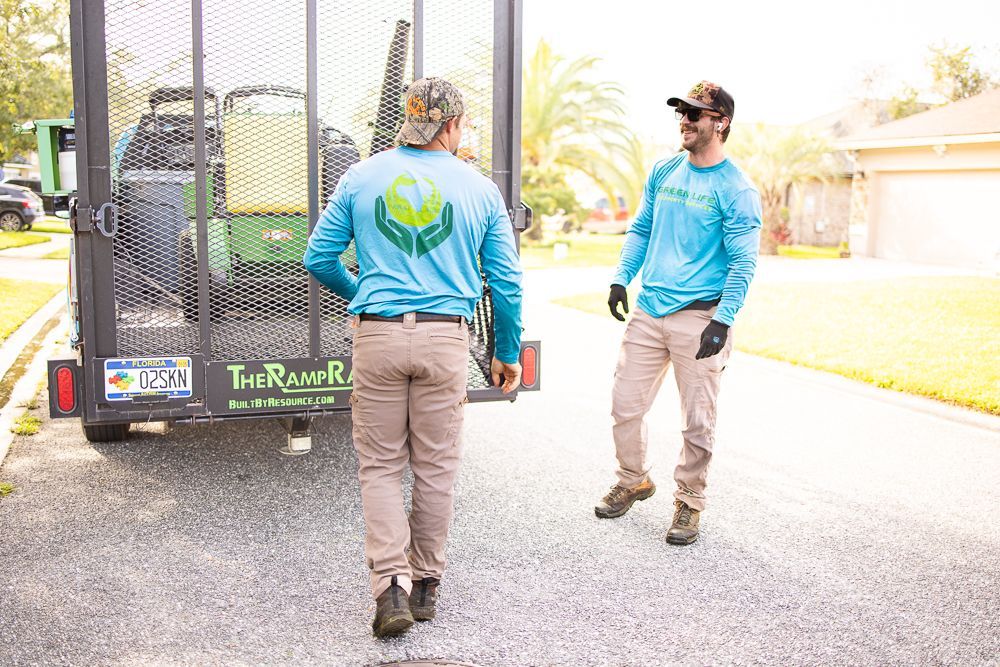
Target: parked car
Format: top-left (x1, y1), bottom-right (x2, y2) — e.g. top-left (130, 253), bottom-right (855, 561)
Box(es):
top-left (2, 176), bottom-right (67, 216)
top-left (0, 183), bottom-right (43, 231)
top-left (581, 195), bottom-right (630, 234)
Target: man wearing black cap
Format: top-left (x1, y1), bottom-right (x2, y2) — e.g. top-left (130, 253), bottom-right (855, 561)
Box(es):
top-left (594, 81), bottom-right (762, 545)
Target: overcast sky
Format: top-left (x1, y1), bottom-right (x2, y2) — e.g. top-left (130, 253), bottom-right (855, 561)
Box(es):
top-left (523, 0), bottom-right (1000, 147)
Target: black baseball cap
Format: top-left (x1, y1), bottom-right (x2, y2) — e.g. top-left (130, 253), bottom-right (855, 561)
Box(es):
top-left (667, 80), bottom-right (735, 119)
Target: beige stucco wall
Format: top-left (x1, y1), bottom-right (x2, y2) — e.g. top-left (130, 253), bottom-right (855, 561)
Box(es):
top-left (854, 141), bottom-right (1000, 173)
top-left (848, 140), bottom-right (1000, 265)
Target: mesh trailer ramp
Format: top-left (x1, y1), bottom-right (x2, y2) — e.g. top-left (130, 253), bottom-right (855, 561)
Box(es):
top-left (45, 0), bottom-right (540, 449)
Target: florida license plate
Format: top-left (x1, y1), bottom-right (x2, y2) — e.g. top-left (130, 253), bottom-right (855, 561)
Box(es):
top-left (104, 357), bottom-right (193, 401)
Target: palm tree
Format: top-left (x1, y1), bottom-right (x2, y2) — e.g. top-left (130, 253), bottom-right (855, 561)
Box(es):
top-left (727, 124), bottom-right (837, 254)
top-left (521, 40), bottom-right (646, 237)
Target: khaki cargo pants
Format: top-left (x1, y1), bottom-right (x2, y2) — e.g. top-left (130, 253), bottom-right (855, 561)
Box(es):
top-left (350, 316), bottom-right (469, 599)
top-left (611, 307), bottom-right (732, 511)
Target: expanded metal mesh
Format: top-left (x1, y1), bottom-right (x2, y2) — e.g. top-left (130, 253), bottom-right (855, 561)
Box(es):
top-left (423, 1), bottom-right (496, 390)
top-left (468, 283), bottom-right (495, 389)
top-left (105, 0), bottom-right (199, 357)
top-left (200, 1), bottom-right (315, 360)
top-left (317, 0), bottom-right (411, 358)
top-left (423, 1), bottom-right (494, 180)
top-left (102, 0), bottom-right (499, 387)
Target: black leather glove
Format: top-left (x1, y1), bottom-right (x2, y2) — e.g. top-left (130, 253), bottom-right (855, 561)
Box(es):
top-left (696, 319), bottom-right (729, 359)
top-left (608, 284), bottom-right (629, 321)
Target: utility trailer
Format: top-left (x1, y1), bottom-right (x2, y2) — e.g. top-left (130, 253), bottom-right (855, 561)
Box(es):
top-left (38, 0), bottom-right (539, 451)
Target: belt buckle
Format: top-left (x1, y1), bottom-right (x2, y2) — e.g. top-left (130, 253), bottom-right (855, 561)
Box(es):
top-left (403, 312), bottom-right (417, 329)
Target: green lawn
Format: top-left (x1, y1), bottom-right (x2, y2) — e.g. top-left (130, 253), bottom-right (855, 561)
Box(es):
top-left (777, 244), bottom-right (847, 259)
top-left (31, 217), bottom-right (72, 234)
top-left (554, 277), bottom-right (1000, 415)
top-left (521, 238), bottom-right (849, 268)
top-left (0, 231), bottom-right (51, 250)
top-left (43, 247), bottom-right (69, 260)
top-left (521, 233), bottom-right (624, 269)
top-left (0, 278), bottom-right (63, 342)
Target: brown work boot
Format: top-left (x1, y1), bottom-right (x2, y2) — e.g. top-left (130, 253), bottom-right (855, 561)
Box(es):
top-left (594, 477), bottom-right (656, 518)
top-left (372, 576), bottom-right (414, 638)
top-left (666, 500), bottom-right (701, 545)
top-left (409, 577), bottom-right (440, 622)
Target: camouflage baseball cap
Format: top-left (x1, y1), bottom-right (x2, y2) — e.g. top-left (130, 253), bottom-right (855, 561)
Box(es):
top-left (396, 77), bottom-right (465, 146)
top-left (667, 81), bottom-right (735, 119)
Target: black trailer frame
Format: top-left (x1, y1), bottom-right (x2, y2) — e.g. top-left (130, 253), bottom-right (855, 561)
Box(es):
top-left (51, 0), bottom-right (537, 443)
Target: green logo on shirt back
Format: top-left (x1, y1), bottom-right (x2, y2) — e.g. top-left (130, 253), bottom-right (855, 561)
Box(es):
top-left (375, 174), bottom-right (454, 257)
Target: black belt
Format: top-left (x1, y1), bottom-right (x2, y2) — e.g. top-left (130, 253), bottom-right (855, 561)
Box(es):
top-left (359, 312), bottom-right (463, 324)
top-left (678, 298), bottom-right (721, 312)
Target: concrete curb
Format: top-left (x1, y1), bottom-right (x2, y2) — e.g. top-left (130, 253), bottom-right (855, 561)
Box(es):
top-left (0, 295), bottom-right (70, 469)
top-left (731, 351), bottom-right (1000, 433)
top-left (0, 290), bottom-right (65, 381)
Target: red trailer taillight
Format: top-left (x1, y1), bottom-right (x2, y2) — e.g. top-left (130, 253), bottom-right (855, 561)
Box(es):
top-left (56, 366), bottom-right (76, 413)
top-left (521, 346), bottom-right (537, 388)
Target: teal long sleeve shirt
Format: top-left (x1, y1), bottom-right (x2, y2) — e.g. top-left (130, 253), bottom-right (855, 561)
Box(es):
top-left (304, 146), bottom-right (524, 364)
top-left (612, 153), bottom-right (762, 326)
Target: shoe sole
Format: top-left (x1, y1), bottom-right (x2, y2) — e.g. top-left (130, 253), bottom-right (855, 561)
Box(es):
top-left (594, 486), bottom-right (656, 519)
top-left (411, 607), bottom-right (435, 622)
top-left (666, 533), bottom-right (698, 545)
top-left (373, 613), bottom-right (414, 638)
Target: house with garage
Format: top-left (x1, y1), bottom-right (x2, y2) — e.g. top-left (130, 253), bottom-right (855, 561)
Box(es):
top-left (787, 100), bottom-right (901, 248)
top-left (838, 88), bottom-right (1000, 270)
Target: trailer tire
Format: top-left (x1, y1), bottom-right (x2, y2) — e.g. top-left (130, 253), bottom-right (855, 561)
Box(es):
top-left (82, 422), bottom-right (130, 443)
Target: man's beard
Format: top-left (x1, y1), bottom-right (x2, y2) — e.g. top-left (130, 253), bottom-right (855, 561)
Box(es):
top-left (682, 124), bottom-right (713, 153)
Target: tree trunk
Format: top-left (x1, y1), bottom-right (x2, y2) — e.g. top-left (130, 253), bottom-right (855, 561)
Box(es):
top-left (523, 218), bottom-right (544, 242)
top-left (759, 192), bottom-right (787, 255)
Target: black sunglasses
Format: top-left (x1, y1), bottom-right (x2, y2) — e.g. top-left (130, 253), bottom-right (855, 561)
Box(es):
top-left (675, 107), bottom-right (721, 122)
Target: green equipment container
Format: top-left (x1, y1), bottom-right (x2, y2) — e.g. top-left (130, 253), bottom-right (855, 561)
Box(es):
top-left (27, 118), bottom-right (77, 195)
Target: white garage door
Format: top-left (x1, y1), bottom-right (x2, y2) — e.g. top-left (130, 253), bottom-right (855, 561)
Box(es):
top-left (872, 170), bottom-right (1000, 268)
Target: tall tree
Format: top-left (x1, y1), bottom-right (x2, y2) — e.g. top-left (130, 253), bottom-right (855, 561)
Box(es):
top-left (521, 40), bottom-right (646, 238)
top-left (0, 0), bottom-right (73, 162)
top-left (727, 124), bottom-right (836, 254)
top-left (887, 85), bottom-right (922, 121)
top-left (928, 42), bottom-right (996, 101)
top-left (882, 43), bottom-right (996, 121)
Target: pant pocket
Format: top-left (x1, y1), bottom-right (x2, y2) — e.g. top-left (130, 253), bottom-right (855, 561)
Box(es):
top-left (443, 397), bottom-right (468, 448)
top-left (349, 392), bottom-right (372, 447)
top-left (429, 330), bottom-right (468, 343)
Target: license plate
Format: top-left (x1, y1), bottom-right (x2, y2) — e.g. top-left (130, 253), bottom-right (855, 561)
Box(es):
top-left (104, 357), bottom-right (193, 401)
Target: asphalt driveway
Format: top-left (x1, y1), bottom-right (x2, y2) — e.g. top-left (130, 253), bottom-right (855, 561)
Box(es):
top-left (1, 266), bottom-right (997, 666)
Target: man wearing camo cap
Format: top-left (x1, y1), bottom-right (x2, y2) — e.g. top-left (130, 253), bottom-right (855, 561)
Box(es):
top-left (594, 80), bottom-right (762, 546)
top-left (304, 77), bottom-right (523, 637)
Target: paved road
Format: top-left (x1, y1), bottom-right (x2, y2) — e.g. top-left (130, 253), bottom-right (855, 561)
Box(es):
top-left (1, 266), bottom-right (998, 666)
top-left (0, 232), bottom-right (69, 284)
top-left (0, 233), bottom-right (70, 259)
top-left (0, 256), bottom-right (66, 284)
